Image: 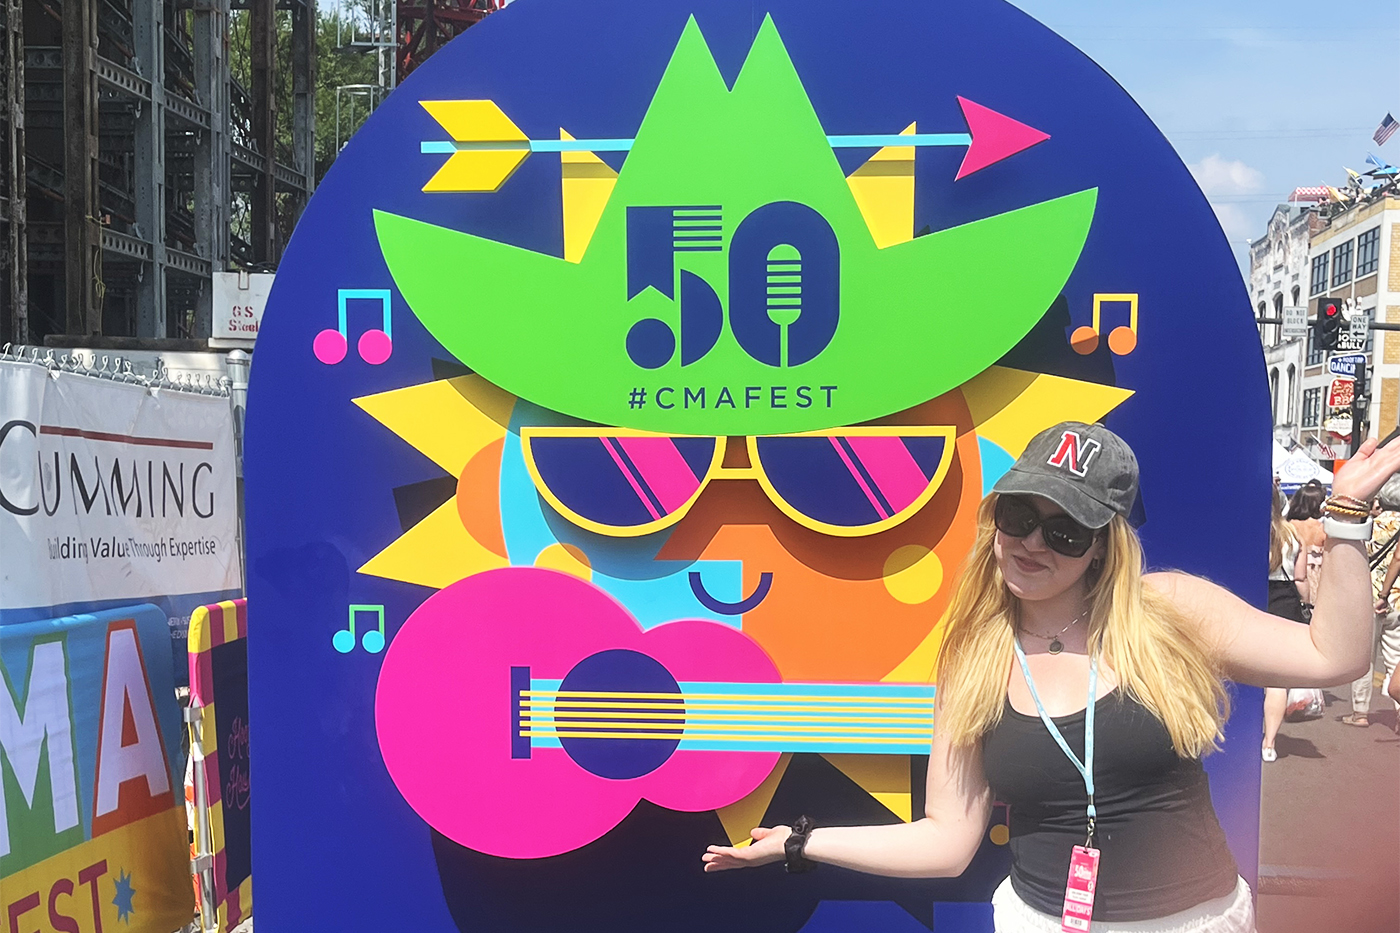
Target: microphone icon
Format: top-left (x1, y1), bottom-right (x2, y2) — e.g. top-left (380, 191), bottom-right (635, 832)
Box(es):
top-left (766, 244), bottom-right (802, 367)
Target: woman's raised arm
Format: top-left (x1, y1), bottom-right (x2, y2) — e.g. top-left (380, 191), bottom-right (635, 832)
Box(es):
top-left (1150, 436), bottom-right (1400, 688)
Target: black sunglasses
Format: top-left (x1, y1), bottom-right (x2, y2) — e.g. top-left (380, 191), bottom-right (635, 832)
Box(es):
top-left (993, 494), bottom-right (1098, 558)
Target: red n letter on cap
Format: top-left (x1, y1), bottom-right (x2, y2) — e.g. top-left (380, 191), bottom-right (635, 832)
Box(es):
top-left (1047, 431), bottom-right (1101, 477)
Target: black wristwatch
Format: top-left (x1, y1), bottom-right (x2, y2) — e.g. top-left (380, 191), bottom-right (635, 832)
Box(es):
top-left (784, 815), bottom-right (817, 873)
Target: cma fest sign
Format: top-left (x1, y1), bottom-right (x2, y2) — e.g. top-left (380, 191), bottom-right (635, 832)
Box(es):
top-left (244, 2), bottom-right (1269, 932)
top-left (0, 360), bottom-right (241, 618)
top-left (0, 604), bottom-right (194, 933)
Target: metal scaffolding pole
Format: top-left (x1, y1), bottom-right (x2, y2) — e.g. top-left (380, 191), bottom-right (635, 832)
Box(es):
top-left (194, 0), bottom-right (231, 338)
top-left (62, 0), bottom-right (102, 334)
top-left (4, 0), bottom-right (25, 343)
top-left (250, 0), bottom-right (276, 264)
top-left (134, 0), bottom-right (169, 336)
top-left (290, 0), bottom-right (316, 227)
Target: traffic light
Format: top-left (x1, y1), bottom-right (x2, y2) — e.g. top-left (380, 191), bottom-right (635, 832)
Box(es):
top-left (1315, 298), bottom-right (1343, 351)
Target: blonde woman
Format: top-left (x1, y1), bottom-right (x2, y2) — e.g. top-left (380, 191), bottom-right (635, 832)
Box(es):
top-left (703, 422), bottom-right (1400, 933)
top-left (1262, 484), bottom-right (1309, 761)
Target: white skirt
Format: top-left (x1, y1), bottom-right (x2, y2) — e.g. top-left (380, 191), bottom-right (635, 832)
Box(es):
top-left (991, 875), bottom-right (1255, 933)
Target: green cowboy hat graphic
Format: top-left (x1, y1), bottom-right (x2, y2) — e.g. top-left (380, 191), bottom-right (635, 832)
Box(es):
top-left (375, 16), bottom-right (1096, 435)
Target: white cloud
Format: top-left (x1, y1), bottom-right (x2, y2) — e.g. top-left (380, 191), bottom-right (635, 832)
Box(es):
top-left (1189, 153), bottom-right (1265, 195)
top-left (1209, 202), bottom-right (1256, 243)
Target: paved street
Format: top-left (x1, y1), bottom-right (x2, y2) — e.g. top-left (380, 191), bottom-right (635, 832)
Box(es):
top-left (1257, 679), bottom-right (1400, 933)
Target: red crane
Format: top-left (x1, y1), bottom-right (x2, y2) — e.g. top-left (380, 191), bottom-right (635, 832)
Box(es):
top-left (398, 0), bottom-right (506, 82)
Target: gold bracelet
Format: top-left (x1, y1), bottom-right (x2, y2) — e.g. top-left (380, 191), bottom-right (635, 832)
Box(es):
top-left (1331, 494), bottom-right (1369, 508)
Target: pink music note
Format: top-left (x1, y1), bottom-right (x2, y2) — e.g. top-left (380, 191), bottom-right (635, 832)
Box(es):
top-left (314, 288), bottom-right (394, 364)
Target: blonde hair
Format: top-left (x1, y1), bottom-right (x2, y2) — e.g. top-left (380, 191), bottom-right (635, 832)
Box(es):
top-left (934, 496), bottom-right (1228, 758)
top-left (1269, 485), bottom-right (1296, 574)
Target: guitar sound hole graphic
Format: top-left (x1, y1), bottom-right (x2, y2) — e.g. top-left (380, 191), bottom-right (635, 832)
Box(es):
top-left (554, 648), bottom-right (684, 779)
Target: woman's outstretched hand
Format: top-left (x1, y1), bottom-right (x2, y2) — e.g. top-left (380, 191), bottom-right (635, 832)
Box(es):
top-left (1332, 435), bottom-right (1400, 505)
top-left (702, 825), bottom-right (791, 872)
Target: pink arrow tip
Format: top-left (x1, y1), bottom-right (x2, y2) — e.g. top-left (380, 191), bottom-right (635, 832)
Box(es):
top-left (954, 97), bottom-right (1050, 181)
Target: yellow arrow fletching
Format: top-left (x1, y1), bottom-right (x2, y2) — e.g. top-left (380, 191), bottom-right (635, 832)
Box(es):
top-left (420, 100), bottom-right (530, 191)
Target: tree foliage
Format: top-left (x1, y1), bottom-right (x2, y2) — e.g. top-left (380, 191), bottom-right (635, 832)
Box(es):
top-left (225, 0), bottom-right (388, 187)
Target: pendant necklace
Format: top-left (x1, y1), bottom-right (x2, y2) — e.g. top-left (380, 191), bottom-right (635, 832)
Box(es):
top-left (1021, 610), bottom-right (1085, 655)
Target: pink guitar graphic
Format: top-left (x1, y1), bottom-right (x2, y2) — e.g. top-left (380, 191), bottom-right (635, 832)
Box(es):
top-left (375, 567), bottom-right (936, 858)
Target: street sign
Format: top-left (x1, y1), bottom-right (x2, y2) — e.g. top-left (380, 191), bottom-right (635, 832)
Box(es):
top-left (1328, 353), bottom-right (1366, 377)
top-left (1282, 305), bottom-right (1308, 338)
top-left (1329, 377), bottom-right (1355, 409)
top-left (1349, 307), bottom-right (1370, 340)
top-left (1323, 413), bottom-right (1353, 438)
top-left (210, 271), bottom-right (274, 348)
top-left (1335, 329), bottom-right (1366, 352)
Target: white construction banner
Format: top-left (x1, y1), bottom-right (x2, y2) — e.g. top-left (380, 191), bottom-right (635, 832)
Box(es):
top-left (0, 358), bottom-right (242, 617)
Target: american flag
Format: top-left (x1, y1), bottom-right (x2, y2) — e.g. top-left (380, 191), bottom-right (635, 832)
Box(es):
top-left (1374, 113), bottom-right (1398, 147)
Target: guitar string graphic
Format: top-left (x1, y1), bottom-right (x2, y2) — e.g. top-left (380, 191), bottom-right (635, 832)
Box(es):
top-left (519, 686), bottom-right (936, 749)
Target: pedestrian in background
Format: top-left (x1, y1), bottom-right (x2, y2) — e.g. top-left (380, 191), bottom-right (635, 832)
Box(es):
top-left (1343, 478), bottom-right (1400, 731)
top-left (1264, 484), bottom-right (1309, 761)
top-left (1287, 480), bottom-right (1326, 617)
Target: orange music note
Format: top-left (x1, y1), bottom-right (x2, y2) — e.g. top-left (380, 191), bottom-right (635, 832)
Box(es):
top-left (1071, 293), bottom-right (1138, 356)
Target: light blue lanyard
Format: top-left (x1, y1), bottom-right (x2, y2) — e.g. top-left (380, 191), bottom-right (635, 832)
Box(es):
top-left (1012, 636), bottom-right (1099, 844)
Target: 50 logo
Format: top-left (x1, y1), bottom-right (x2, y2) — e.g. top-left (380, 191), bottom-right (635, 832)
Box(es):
top-left (624, 202), bottom-right (839, 370)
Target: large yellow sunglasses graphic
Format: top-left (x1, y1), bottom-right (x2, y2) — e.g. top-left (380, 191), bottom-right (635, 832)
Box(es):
top-left (521, 425), bottom-right (956, 538)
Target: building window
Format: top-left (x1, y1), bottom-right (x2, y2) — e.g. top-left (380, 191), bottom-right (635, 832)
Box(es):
top-left (1270, 369), bottom-right (1279, 422)
top-left (1357, 227), bottom-right (1380, 277)
top-left (1310, 253), bottom-right (1329, 296)
top-left (1291, 285), bottom-right (1301, 307)
top-left (1302, 387), bottom-right (1322, 427)
top-left (1332, 240), bottom-right (1353, 287)
top-left (1286, 364), bottom-right (1296, 423)
top-left (1307, 321), bottom-right (1325, 365)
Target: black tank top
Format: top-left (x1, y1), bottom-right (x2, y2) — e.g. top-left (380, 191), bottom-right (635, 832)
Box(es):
top-left (981, 690), bottom-right (1239, 921)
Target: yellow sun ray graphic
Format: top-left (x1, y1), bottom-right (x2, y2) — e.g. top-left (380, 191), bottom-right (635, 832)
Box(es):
top-left (961, 366), bottom-right (1135, 458)
top-left (352, 375), bottom-right (516, 589)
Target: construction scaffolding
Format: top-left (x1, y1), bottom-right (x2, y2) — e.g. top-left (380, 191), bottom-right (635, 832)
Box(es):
top-left (335, 0), bottom-right (393, 152)
top-left (0, 0), bottom-right (315, 344)
top-left (0, 0), bottom-right (505, 346)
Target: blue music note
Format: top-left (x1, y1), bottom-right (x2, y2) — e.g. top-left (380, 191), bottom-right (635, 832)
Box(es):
top-left (333, 604), bottom-right (387, 653)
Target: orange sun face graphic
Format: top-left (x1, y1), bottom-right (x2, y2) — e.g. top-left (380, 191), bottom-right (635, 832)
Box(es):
top-left (351, 366), bottom-right (1129, 834)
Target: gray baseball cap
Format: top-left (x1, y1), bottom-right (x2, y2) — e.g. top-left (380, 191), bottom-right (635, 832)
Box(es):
top-left (991, 421), bottom-right (1139, 530)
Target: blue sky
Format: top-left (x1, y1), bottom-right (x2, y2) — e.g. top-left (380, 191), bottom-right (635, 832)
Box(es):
top-left (1011, 0), bottom-right (1400, 272)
